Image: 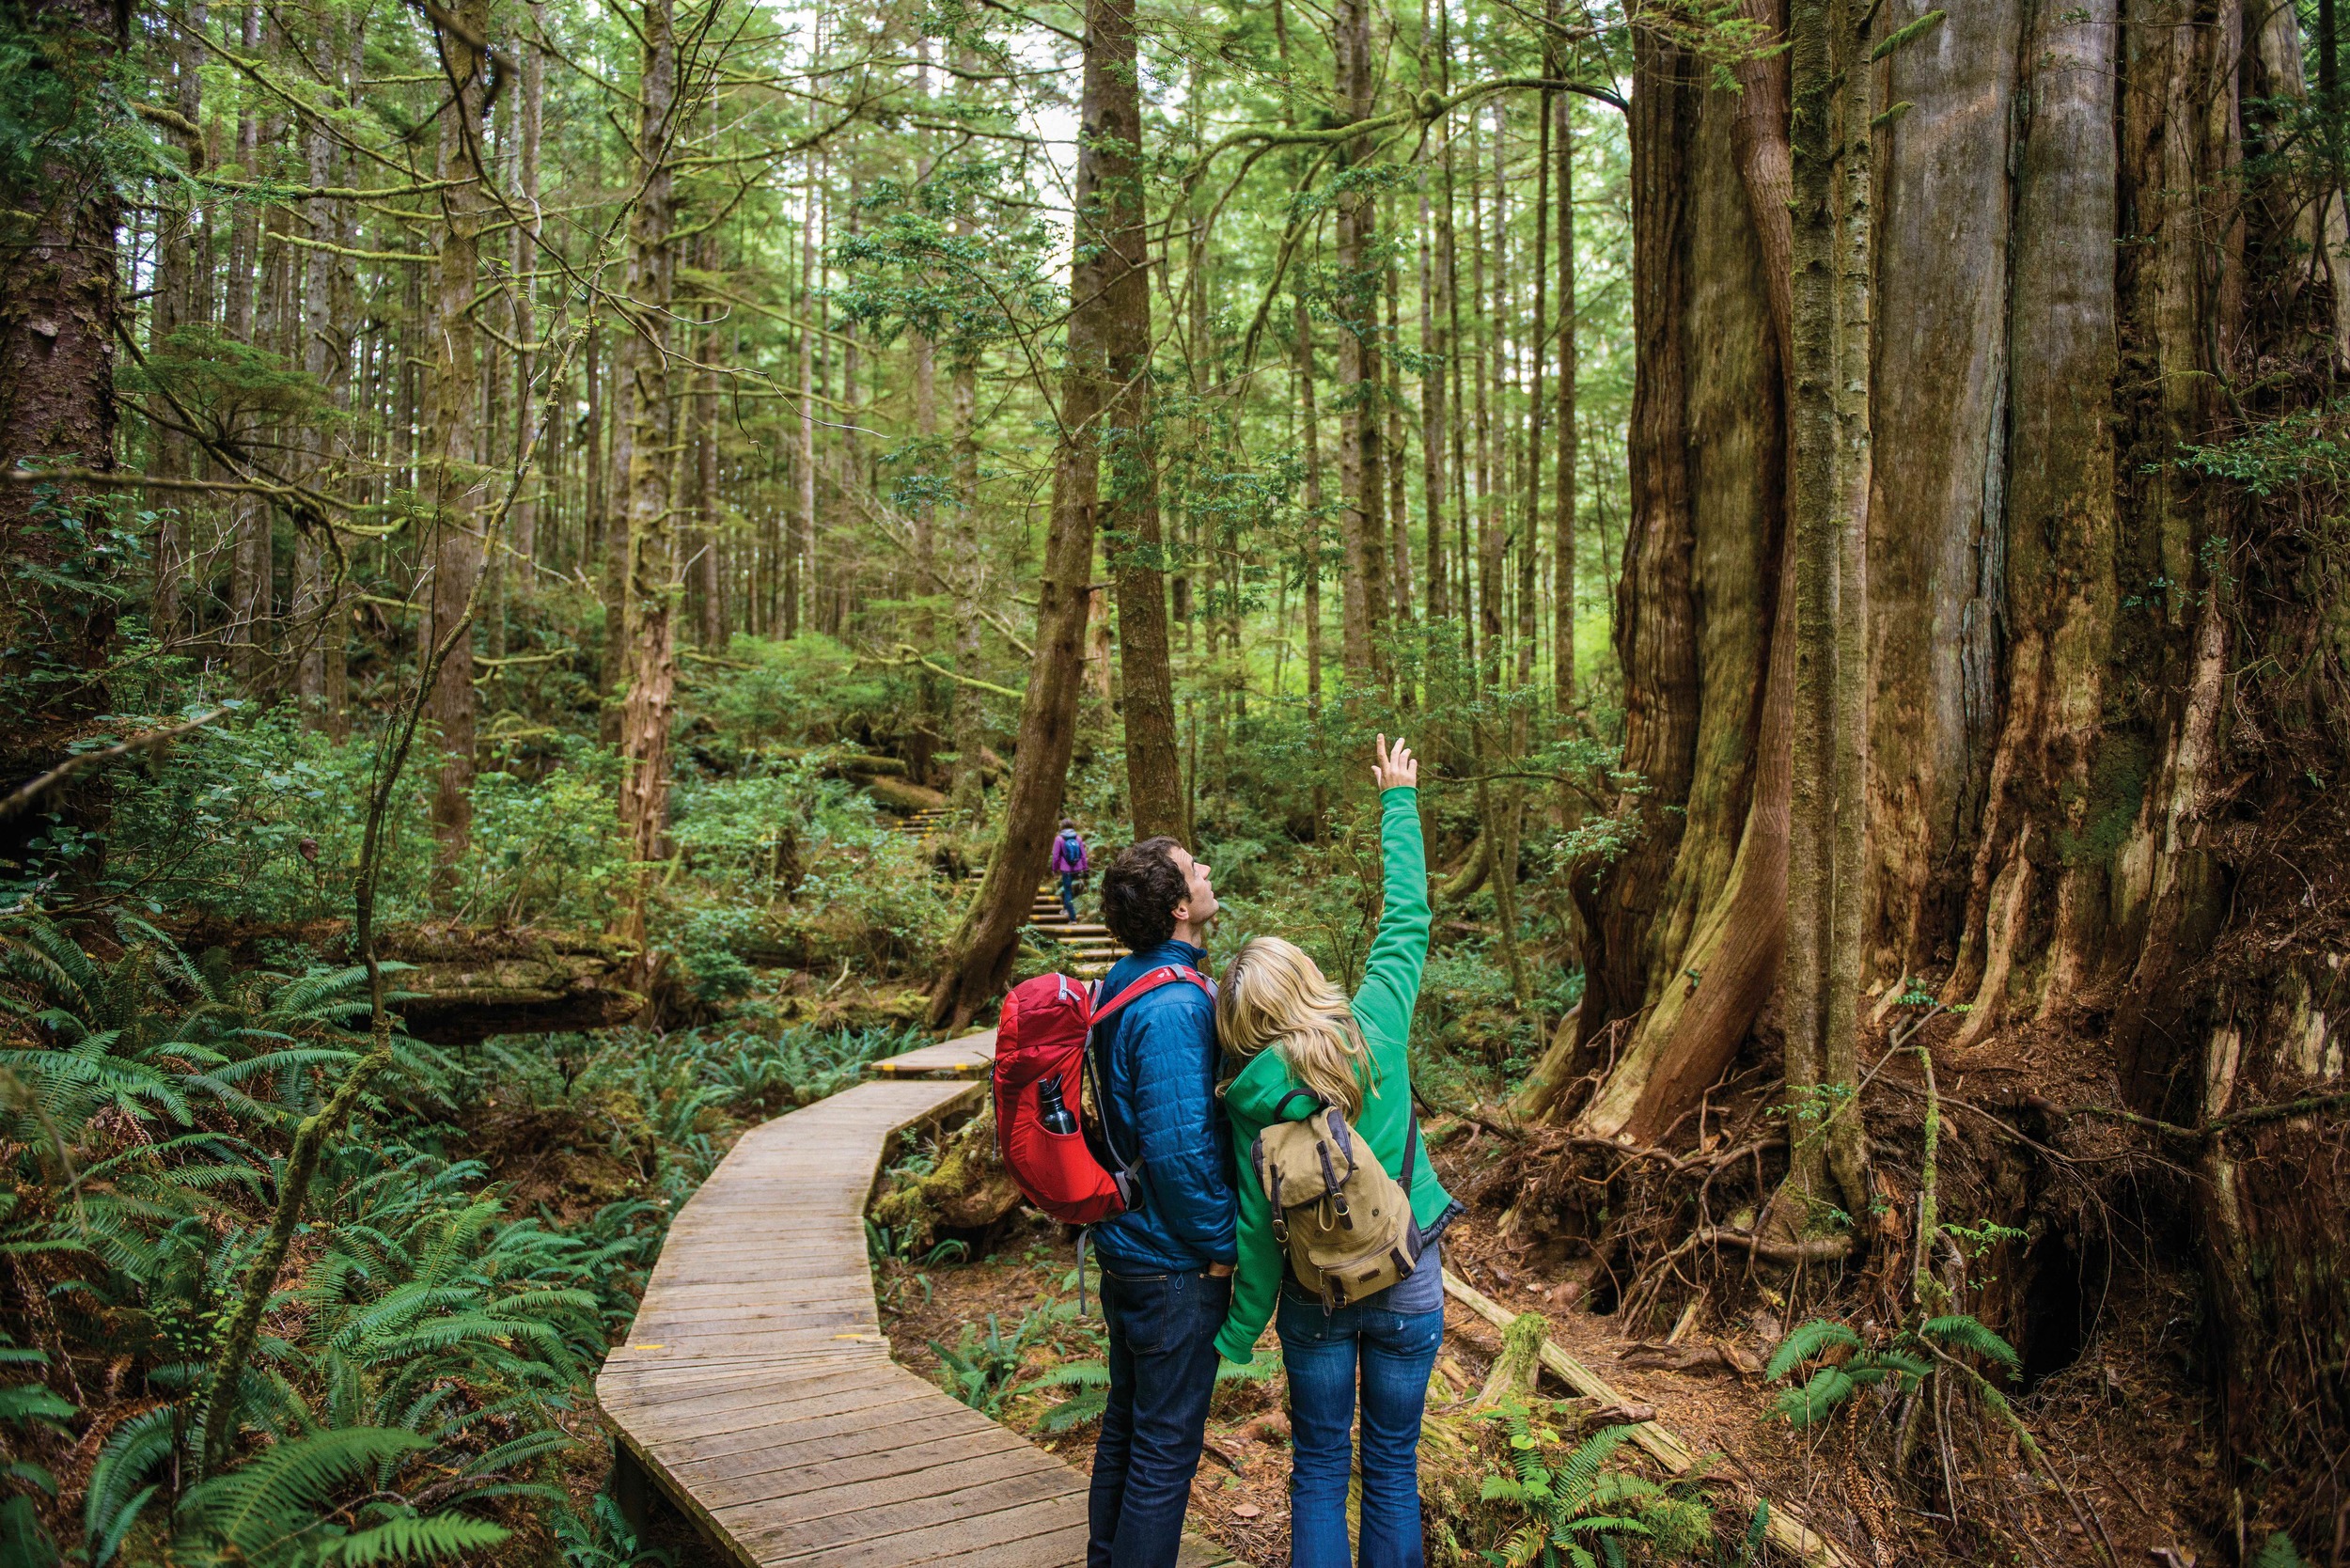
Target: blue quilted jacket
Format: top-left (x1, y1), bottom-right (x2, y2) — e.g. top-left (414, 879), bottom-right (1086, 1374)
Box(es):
top-left (1087, 939), bottom-right (1237, 1273)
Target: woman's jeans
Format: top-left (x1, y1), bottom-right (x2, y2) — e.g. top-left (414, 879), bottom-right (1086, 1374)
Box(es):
top-left (1059, 871), bottom-right (1081, 921)
top-left (1277, 1273), bottom-right (1445, 1568)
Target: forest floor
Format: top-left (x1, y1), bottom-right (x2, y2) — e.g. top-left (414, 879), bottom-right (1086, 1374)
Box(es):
top-left (873, 1129), bottom-right (2229, 1568)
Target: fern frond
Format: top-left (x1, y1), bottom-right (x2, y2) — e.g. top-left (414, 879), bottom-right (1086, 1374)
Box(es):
top-left (1764, 1319), bottom-right (1861, 1383)
top-left (1500, 1519), bottom-right (1548, 1568)
top-left (311, 1513), bottom-right (510, 1564)
top-left (86, 1405), bottom-right (175, 1563)
top-left (1771, 1367), bottom-right (1856, 1426)
top-left (457, 1429), bottom-right (575, 1478)
top-left (177, 1425), bottom-right (430, 1558)
top-left (1921, 1314), bottom-right (2019, 1370)
top-left (1552, 1424), bottom-right (1634, 1506)
top-left (1033, 1387), bottom-right (1108, 1434)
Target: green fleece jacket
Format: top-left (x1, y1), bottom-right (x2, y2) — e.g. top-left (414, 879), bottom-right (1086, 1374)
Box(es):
top-left (1214, 785), bottom-right (1454, 1363)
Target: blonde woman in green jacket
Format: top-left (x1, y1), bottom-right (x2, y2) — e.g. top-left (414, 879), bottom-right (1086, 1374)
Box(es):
top-left (1213, 736), bottom-right (1459, 1568)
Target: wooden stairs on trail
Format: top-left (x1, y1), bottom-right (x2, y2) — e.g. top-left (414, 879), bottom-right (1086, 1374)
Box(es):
top-left (892, 802), bottom-right (1130, 980)
top-left (596, 1030), bottom-right (1232, 1567)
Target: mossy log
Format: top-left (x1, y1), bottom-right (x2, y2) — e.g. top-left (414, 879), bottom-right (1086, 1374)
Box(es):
top-left (1476, 1310), bottom-right (1549, 1406)
top-left (869, 1103), bottom-right (1022, 1251)
top-left (866, 776), bottom-right (950, 814)
top-left (379, 923), bottom-right (648, 1043)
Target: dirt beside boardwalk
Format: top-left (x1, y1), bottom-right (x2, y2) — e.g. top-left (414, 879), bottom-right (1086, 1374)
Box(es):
top-left (874, 1138), bottom-right (2225, 1568)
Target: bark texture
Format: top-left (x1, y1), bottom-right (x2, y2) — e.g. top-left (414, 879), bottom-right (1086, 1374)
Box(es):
top-left (422, 0), bottom-right (494, 868)
top-left (615, 0), bottom-right (682, 871)
top-left (0, 0), bottom-right (123, 786)
top-left (1575, 0), bottom-right (2350, 1531)
top-left (926, 0), bottom-right (1141, 1027)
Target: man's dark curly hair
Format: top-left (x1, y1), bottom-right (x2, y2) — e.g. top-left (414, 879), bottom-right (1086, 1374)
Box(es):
top-left (1101, 836), bottom-right (1188, 950)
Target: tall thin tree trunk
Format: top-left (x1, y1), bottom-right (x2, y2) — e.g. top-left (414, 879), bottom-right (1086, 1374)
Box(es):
top-left (1386, 229), bottom-right (1413, 628)
top-left (1332, 0), bottom-right (1388, 679)
top-left (294, 8), bottom-right (338, 726)
top-left (929, 0), bottom-right (1144, 1026)
top-left (1522, 82), bottom-right (1551, 700)
top-left (510, 0), bottom-right (544, 590)
top-left (1421, 93), bottom-right (1449, 624)
top-left (692, 239), bottom-right (724, 650)
top-left (226, 3), bottom-right (266, 682)
top-left (423, 0), bottom-right (493, 870)
top-left (1554, 94), bottom-right (1577, 709)
top-left (947, 101), bottom-right (987, 821)
top-left (615, 0), bottom-right (683, 878)
top-left (791, 152), bottom-right (816, 641)
top-left (1297, 296), bottom-right (1324, 716)
top-left (150, 0), bottom-right (205, 642)
top-left (1102, 102), bottom-right (1183, 841)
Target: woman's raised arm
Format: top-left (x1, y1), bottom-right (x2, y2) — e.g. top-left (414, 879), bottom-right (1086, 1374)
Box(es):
top-left (1353, 736), bottom-right (1430, 1054)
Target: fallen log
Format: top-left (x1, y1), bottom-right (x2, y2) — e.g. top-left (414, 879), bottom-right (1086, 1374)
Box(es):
top-left (379, 923), bottom-right (650, 1043)
top-left (1441, 1271), bottom-right (1851, 1566)
top-left (866, 776), bottom-right (948, 814)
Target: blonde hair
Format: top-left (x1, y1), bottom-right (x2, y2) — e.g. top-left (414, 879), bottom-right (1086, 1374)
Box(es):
top-left (1216, 936), bottom-right (1379, 1118)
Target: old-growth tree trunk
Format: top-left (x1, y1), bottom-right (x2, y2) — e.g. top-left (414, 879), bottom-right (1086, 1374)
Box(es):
top-left (926, 0), bottom-right (1141, 1027)
top-left (1569, 0), bottom-right (2349, 1530)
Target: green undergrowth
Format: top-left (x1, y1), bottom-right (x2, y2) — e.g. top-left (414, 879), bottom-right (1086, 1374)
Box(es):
top-left (0, 911), bottom-right (920, 1567)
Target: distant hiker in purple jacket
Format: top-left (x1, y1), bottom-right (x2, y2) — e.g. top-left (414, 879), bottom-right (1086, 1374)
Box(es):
top-left (1050, 819), bottom-right (1089, 922)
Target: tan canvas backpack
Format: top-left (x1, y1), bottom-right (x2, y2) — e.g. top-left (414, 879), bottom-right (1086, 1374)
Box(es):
top-left (1249, 1090), bottom-right (1426, 1308)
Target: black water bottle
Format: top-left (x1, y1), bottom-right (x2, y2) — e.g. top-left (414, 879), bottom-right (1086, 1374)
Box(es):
top-left (1037, 1074), bottom-right (1079, 1136)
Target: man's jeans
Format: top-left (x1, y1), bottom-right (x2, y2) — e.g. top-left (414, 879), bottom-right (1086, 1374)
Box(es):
top-left (1059, 871), bottom-right (1081, 922)
top-left (1089, 1266), bottom-right (1230, 1568)
top-left (1277, 1273), bottom-right (1446, 1568)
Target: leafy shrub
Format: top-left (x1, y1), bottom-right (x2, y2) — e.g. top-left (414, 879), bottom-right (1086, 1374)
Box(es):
top-left (448, 745), bottom-right (632, 927)
top-left (6, 712), bottom-right (435, 924)
top-left (690, 635), bottom-right (913, 752)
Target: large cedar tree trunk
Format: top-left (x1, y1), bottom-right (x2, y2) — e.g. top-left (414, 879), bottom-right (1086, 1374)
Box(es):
top-left (1569, 0), bottom-right (2350, 1529)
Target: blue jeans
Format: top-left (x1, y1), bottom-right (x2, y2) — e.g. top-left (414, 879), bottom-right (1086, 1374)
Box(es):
top-left (1089, 1266), bottom-right (1231, 1568)
top-left (1060, 872), bottom-right (1081, 921)
top-left (1277, 1272), bottom-right (1446, 1568)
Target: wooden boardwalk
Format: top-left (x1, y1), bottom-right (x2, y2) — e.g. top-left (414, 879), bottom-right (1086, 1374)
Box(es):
top-left (596, 1054), bottom-right (1234, 1568)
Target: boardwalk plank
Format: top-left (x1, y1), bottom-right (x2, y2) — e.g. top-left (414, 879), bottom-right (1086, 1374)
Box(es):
top-left (594, 1068), bottom-right (1232, 1568)
top-left (737, 1482), bottom-right (1089, 1565)
top-left (701, 1442), bottom-right (1068, 1521)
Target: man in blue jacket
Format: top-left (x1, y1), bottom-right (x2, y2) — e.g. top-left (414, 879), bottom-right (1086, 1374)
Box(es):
top-left (1086, 835), bottom-right (1234, 1568)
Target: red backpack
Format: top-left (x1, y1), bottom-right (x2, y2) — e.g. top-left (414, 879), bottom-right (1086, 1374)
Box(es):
top-left (993, 965), bottom-right (1213, 1225)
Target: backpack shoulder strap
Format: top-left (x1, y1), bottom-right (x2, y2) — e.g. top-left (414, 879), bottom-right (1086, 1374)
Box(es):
top-left (1271, 1088), bottom-right (1322, 1121)
top-left (1089, 964), bottom-right (1212, 1026)
top-left (1081, 964), bottom-right (1214, 1193)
